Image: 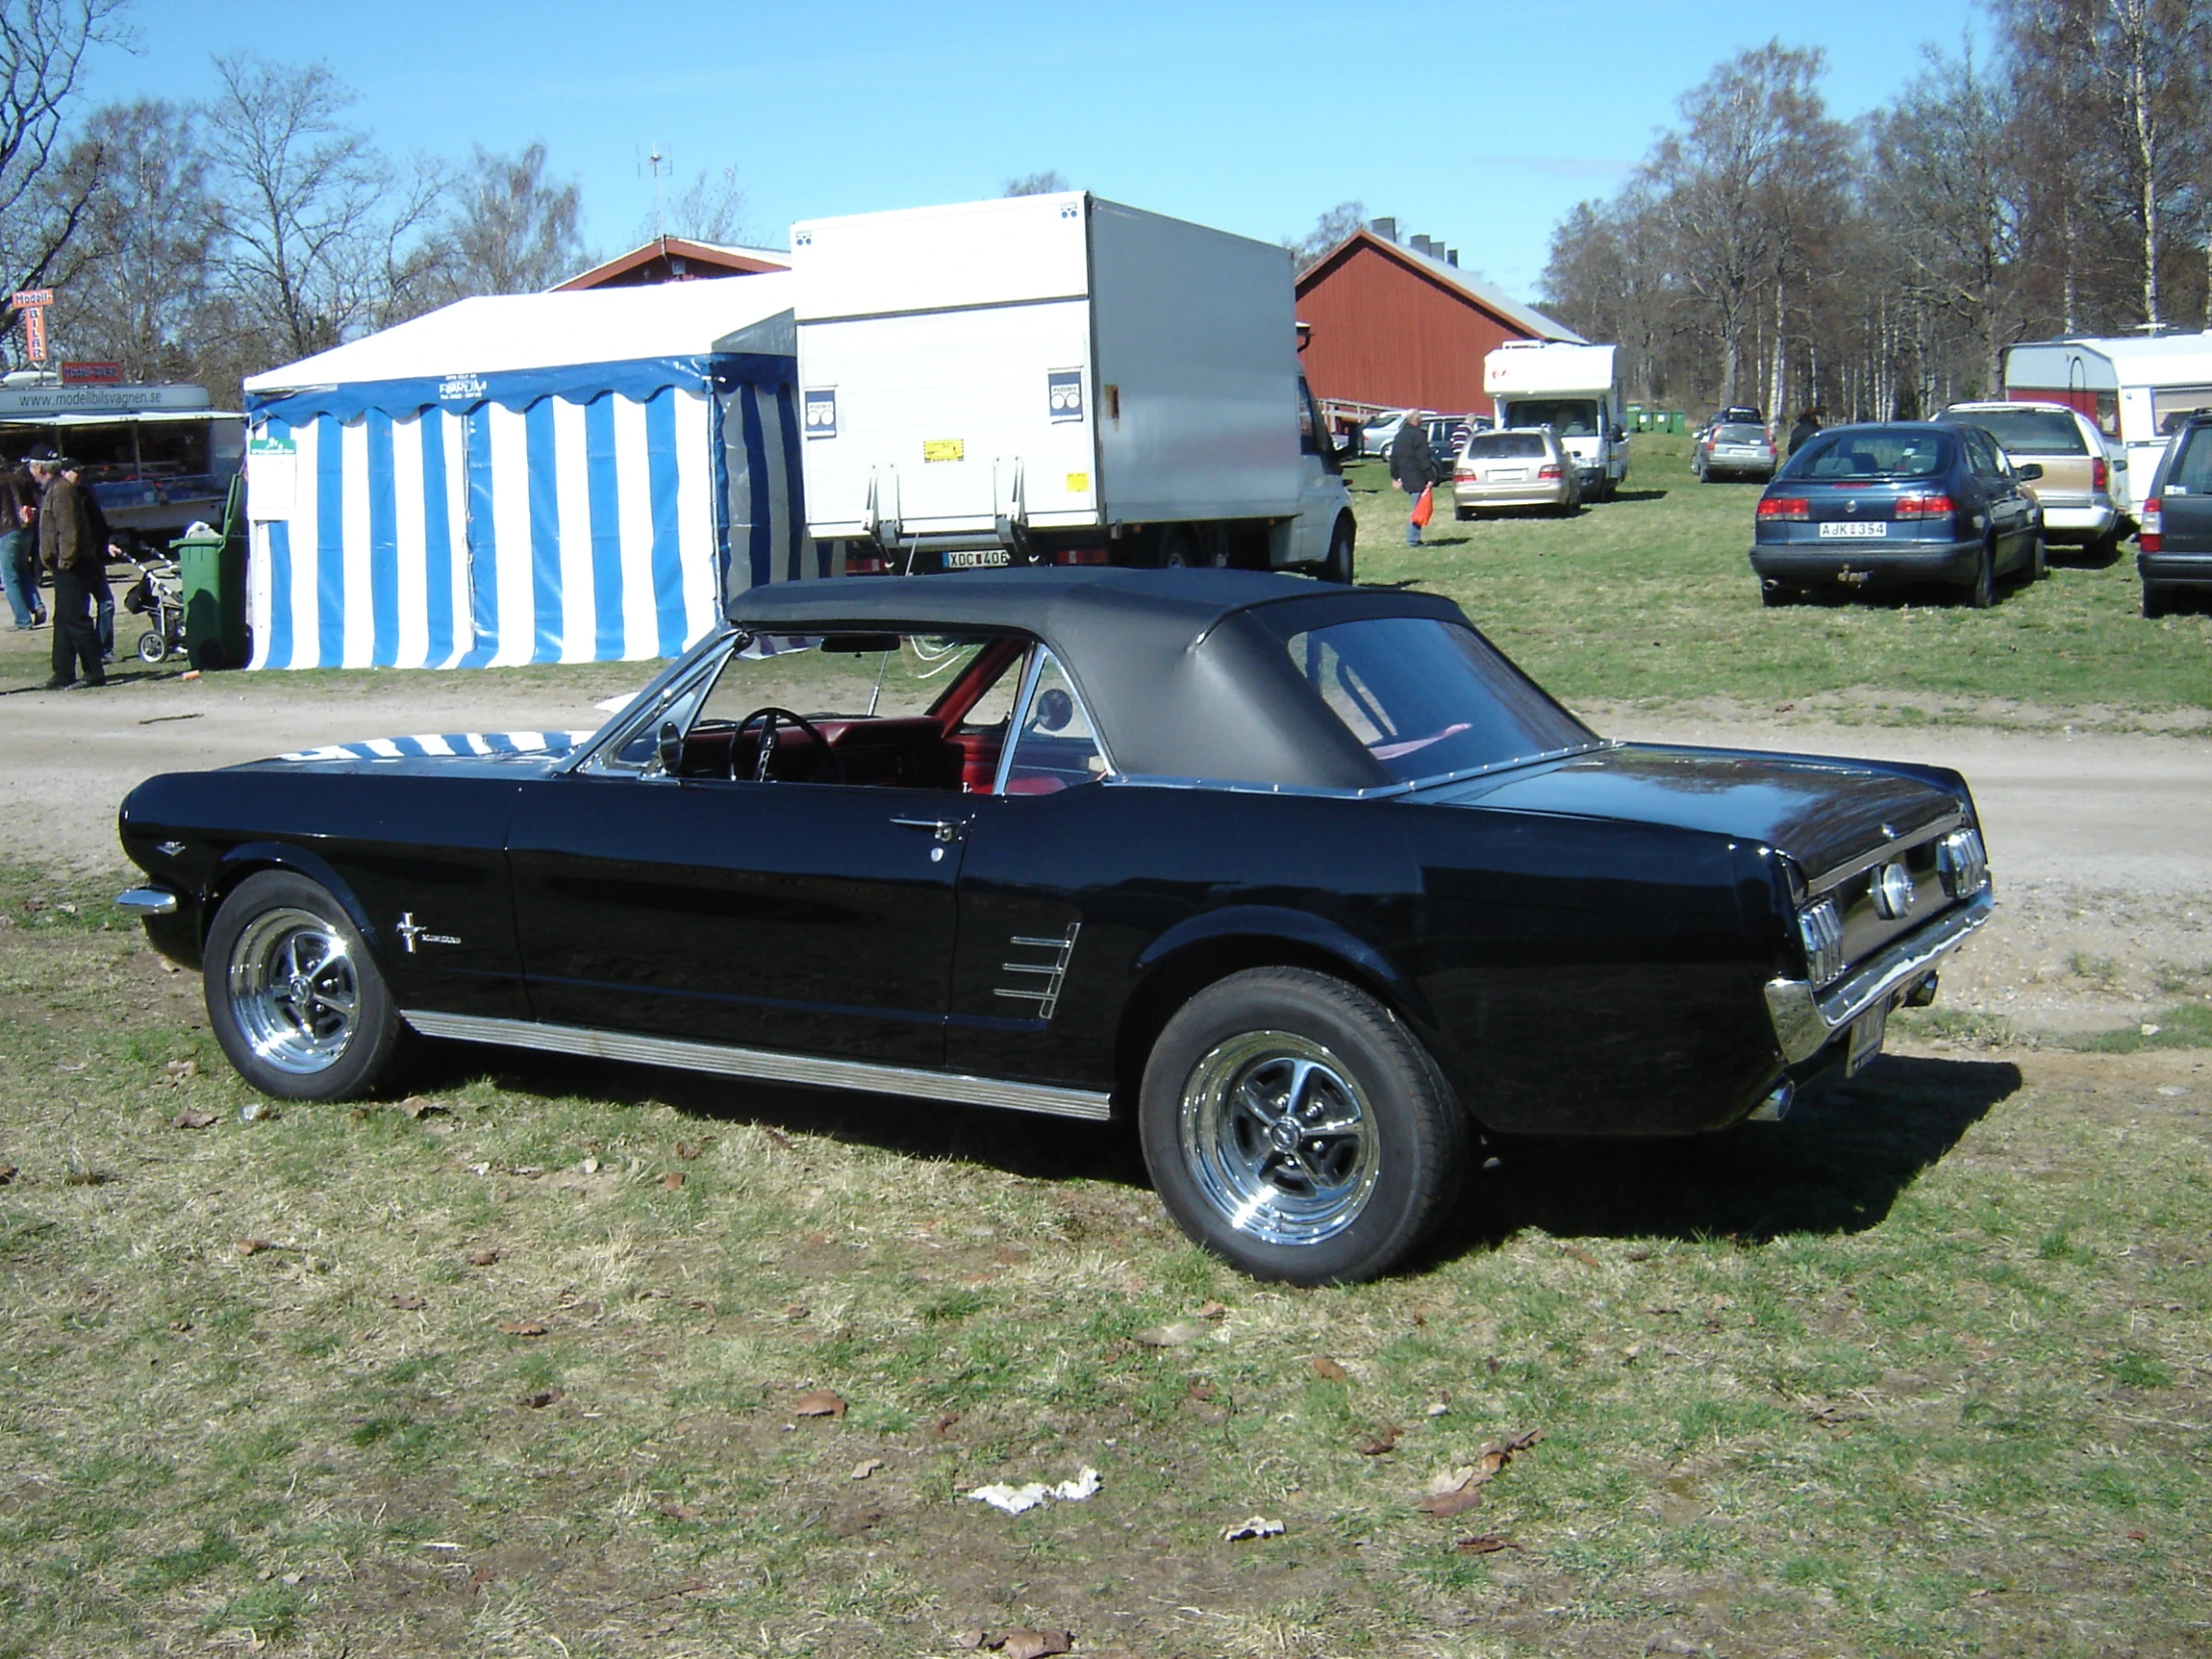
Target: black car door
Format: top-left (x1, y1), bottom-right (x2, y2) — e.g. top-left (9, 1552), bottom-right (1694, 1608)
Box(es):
top-left (1963, 426), bottom-right (2032, 567)
top-left (506, 772), bottom-right (969, 1067)
top-left (2155, 424), bottom-right (2212, 549)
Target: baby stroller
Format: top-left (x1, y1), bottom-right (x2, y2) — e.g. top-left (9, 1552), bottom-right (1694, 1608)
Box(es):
top-left (123, 551), bottom-right (186, 664)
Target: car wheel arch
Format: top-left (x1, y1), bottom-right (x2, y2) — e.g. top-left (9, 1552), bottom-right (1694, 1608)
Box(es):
top-left (1115, 910), bottom-right (1461, 1115)
top-left (206, 842), bottom-right (384, 967)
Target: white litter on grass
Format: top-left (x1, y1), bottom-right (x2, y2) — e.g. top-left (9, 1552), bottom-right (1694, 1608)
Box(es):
top-left (1221, 1515), bottom-right (1285, 1541)
top-left (965, 1466), bottom-right (1102, 1515)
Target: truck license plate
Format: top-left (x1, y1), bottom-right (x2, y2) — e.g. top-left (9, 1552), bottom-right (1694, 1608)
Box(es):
top-left (1846, 1000), bottom-right (1889, 1076)
top-left (1819, 521), bottom-right (1888, 538)
top-left (943, 549), bottom-right (1011, 569)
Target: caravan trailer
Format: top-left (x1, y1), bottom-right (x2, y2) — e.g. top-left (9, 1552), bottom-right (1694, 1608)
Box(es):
top-left (2003, 331), bottom-right (2212, 518)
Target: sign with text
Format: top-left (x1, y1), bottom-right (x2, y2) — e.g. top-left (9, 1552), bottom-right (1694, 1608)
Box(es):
top-left (60, 361), bottom-right (123, 384)
top-left (9, 289), bottom-right (54, 309)
top-left (20, 304), bottom-right (46, 362)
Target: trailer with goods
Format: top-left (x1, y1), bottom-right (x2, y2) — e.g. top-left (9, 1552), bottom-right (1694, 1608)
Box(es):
top-left (1482, 341), bottom-right (1629, 500)
top-left (791, 193), bottom-right (1355, 579)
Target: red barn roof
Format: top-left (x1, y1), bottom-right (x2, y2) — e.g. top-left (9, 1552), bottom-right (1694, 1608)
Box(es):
top-left (1295, 229), bottom-right (1581, 414)
top-left (555, 236), bottom-right (790, 291)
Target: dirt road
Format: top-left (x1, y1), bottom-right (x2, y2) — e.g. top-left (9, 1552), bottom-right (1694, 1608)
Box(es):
top-left (3, 660), bottom-right (2205, 1037)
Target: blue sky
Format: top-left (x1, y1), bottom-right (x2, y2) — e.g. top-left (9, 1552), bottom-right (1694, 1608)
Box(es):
top-left (92, 0), bottom-right (1987, 299)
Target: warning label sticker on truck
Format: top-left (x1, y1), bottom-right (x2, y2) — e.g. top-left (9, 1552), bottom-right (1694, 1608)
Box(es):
top-left (1048, 370), bottom-right (1085, 423)
top-left (922, 438), bottom-right (965, 462)
top-left (803, 389), bottom-right (837, 438)
top-left (1065, 472), bottom-right (1090, 493)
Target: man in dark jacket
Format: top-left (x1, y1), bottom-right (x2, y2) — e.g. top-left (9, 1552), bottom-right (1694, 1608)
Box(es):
top-left (61, 460), bottom-right (116, 659)
top-left (1787, 407), bottom-right (1823, 456)
top-left (1387, 412), bottom-right (1439, 546)
top-left (30, 450), bottom-right (106, 688)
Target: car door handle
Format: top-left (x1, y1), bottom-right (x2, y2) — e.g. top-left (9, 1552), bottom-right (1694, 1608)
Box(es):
top-left (890, 817), bottom-right (963, 844)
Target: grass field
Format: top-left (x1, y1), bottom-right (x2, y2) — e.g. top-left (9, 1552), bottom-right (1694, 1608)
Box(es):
top-left (1, 901), bottom-right (2209, 1655)
top-left (1349, 438), bottom-right (2212, 730)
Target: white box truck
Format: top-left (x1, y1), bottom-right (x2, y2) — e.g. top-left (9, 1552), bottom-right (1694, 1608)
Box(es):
top-left (792, 193), bottom-right (1356, 578)
top-left (1483, 341), bottom-right (1629, 501)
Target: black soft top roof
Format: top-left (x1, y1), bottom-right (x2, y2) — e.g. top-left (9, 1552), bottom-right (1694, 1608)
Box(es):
top-left (729, 569), bottom-right (1473, 790)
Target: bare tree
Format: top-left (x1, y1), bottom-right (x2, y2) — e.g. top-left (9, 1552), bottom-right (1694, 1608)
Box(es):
top-left (1283, 200), bottom-right (1368, 273)
top-left (429, 141), bottom-right (588, 298)
top-left (1645, 41), bottom-right (1844, 405)
top-left (54, 98), bottom-right (219, 377)
top-left (0, 0), bottom-right (131, 361)
top-left (199, 52), bottom-right (415, 360)
top-left (641, 163), bottom-right (751, 246)
top-left (1002, 170), bottom-right (1068, 197)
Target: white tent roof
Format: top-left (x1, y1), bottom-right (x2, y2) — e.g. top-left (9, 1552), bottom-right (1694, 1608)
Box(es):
top-left (245, 274), bottom-right (795, 393)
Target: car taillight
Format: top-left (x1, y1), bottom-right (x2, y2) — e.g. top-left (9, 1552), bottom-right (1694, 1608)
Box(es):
top-left (846, 554), bottom-right (890, 576)
top-left (1053, 546), bottom-right (1110, 566)
top-left (2140, 497), bottom-right (2162, 553)
top-left (2092, 456), bottom-right (2109, 493)
top-left (1537, 463), bottom-right (1562, 481)
top-left (1757, 497), bottom-right (1810, 521)
top-left (1454, 466), bottom-right (1474, 481)
top-left (1895, 494), bottom-right (1954, 519)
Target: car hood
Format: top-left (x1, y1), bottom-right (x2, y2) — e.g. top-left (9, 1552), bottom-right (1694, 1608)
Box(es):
top-left (226, 730), bottom-right (598, 780)
top-left (1419, 742), bottom-right (1969, 879)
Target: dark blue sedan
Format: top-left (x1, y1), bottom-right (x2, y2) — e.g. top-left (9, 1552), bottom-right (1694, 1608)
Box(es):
top-left (1749, 421), bottom-right (2045, 608)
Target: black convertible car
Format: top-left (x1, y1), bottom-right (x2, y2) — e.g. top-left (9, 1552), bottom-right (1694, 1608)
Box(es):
top-left (116, 570), bottom-right (1993, 1283)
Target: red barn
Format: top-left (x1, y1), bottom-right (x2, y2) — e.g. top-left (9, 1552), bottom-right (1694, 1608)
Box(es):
top-left (1295, 228), bottom-right (1580, 417)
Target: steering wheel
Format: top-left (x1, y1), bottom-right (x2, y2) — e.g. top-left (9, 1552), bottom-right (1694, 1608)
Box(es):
top-left (731, 706), bottom-right (846, 785)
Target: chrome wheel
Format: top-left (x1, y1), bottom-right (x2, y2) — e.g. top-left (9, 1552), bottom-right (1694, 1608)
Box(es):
top-left (1178, 1031), bottom-right (1380, 1246)
top-left (226, 906), bottom-right (359, 1075)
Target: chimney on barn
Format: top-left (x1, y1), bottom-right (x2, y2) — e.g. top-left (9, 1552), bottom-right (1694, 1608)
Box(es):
top-left (1410, 235), bottom-right (1433, 257)
top-left (1371, 217), bottom-right (1397, 243)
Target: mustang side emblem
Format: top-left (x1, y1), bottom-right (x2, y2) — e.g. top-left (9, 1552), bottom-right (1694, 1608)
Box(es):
top-left (394, 912), bottom-right (463, 953)
top-left (994, 922), bottom-right (1081, 1020)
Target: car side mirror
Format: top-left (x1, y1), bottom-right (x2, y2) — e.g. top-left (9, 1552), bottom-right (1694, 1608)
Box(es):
top-left (2015, 462), bottom-right (2043, 482)
top-left (2112, 456), bottom-right (2128, 469)
top-left (656, 720), bottom-right (684, 776)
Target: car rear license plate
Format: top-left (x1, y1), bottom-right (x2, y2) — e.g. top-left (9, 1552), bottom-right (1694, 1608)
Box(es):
top-left (943, 549), bottom-right (1012, 569)
top-left (1490, 469), bottom-right (1529, 482)
top-left (1819, 521), bottom-right (1888, 538)
top-left (1846, 1000), bottom-right (1889, 1076)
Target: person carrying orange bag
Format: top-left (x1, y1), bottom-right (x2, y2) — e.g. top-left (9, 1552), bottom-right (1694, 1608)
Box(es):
top-left (1387, 411), bottom-right (1440, 546)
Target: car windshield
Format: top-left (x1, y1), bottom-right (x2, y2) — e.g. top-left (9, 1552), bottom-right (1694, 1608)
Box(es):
top-left (1782, 430), bottom-right (1952, 481)
top-left (1955, 408), bottom-right (2086, 454)
top-left (1713, 423), bottom-right (1769, 444)
top-left (1502, 398), bottom-right (1599, 436)
top-left (1283, 617), bottom-right (1595, 784)
top-left (1466, 432), bottom-right (1548, 459)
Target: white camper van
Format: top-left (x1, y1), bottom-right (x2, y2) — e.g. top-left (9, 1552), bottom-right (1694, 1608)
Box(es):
top-left (1482, 342), bottom-right (1628, 501)
top-left (2003, 332), bottom-right (2212, 517)
top-left (792, 193), bottom-right (1355, 579)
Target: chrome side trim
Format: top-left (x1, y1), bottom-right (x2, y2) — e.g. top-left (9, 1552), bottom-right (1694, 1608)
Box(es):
top-left (398, 1009), bottom-right (1114, 1122)
top-left (1105, 740), bottom-right (1620, 803)
top-left (1764, 887), bottom-right (1995, 1064)
top-left (115, 885), bottom-right (181, 916)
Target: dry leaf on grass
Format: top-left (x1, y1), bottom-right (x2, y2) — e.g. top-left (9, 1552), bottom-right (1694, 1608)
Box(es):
top-left (165, 1059), bottom-right (198, 1080)
top-left (1415, 1428), bottom-right (1544, 1516)
top-left (0, 1164), bottom-right (15, 1185)
top-left (171, 1109), bottom-right (217, 1130)
top-left (464, 1248), bottom-right (500, 1267)
top-left (1310, 1356), bottom-right (1350, 1382)
top-left (236, 1238), bottom-right (274, 1257)
top-left (1222, 1514), bottom-right (1285, 1541)
top-left (1562, 1244), bottom-right (1601, 1268)
top-left (850, 1457), bottom-right (883, 1480)
top-left (998, 1630), bottom-right (1071, 1659)
top-left (518, 1387), bottom-right (562, 1409)
top-left (1196, 1300), bottom-right (1228, 1319)
top-left (1356, 1425), bottom-right (1401, 1455)
top-left (658, 1500), bottom-right (698, 1521)
top-left (399, 1096), bottom-right (448, 1119)
top-left (760, 1126), bottom-right (796, 1151)
top-left (674, 1137), bottom-right (713, 1160)
top-left (1454, 1532), bottom-right (1521, 1554)
top-left (793, 1388), bottom-right (846, 1418)
top-left (661, 1171), bottom-right (685, 1190)
top-left (1132, 1321), bottom-right (1205, 1348)
top-left (388, 1293), bottom-right (426, 1311)
top-left (498, 1320), bottom-right (547, 1338)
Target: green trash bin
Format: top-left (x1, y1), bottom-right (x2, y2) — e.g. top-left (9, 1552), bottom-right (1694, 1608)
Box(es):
top-left (174, 474), bottom-right (249, 671)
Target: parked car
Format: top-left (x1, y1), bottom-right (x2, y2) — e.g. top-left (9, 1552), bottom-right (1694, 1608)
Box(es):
top-left (115, 569), bottom-right (1994, 1285)
top-left (1942, 400), bottom-right (2127, 562)
top-left (1361, 410), bottom-right (1409, 457)
top-left (1714, 404), bottom-right (1765, 427)
top-left (1451, 427), bottom-right (1581, 516)
top-left (1750, 421), bottom-right (2045, 608)
top-left (1363, 411), bottom-right (1478, 464)
top-left (1694, 420), bottom-right (1779, 482)
top-left (2136, 408), bottom-right (2212, 618)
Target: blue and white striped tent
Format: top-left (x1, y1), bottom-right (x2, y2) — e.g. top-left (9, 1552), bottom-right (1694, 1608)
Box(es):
top-left (240, 276), bottom-right (813, 671)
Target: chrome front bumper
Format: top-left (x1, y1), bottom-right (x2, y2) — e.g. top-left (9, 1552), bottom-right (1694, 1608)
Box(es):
top-left (1764, 887), bottom-right (1995, 1064)
top-left (115, 885), bottom-right (181, 916)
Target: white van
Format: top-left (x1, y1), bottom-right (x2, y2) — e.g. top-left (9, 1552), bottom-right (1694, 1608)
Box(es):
top-left (1482, 342), bottom-right (1628, 501)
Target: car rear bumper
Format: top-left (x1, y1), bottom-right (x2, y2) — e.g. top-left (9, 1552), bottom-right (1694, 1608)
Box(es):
top-left (1765, 887), bottom-right (1995, 1065)
top-left (2039, 501), bottom-right (2119, 540)
top-left (2137, 551), bottom-right (2212, 589)
top-left (1749, 538), bottom-right (1983, 591)
top-left (1454, 483), bottom-right (1571, 511)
